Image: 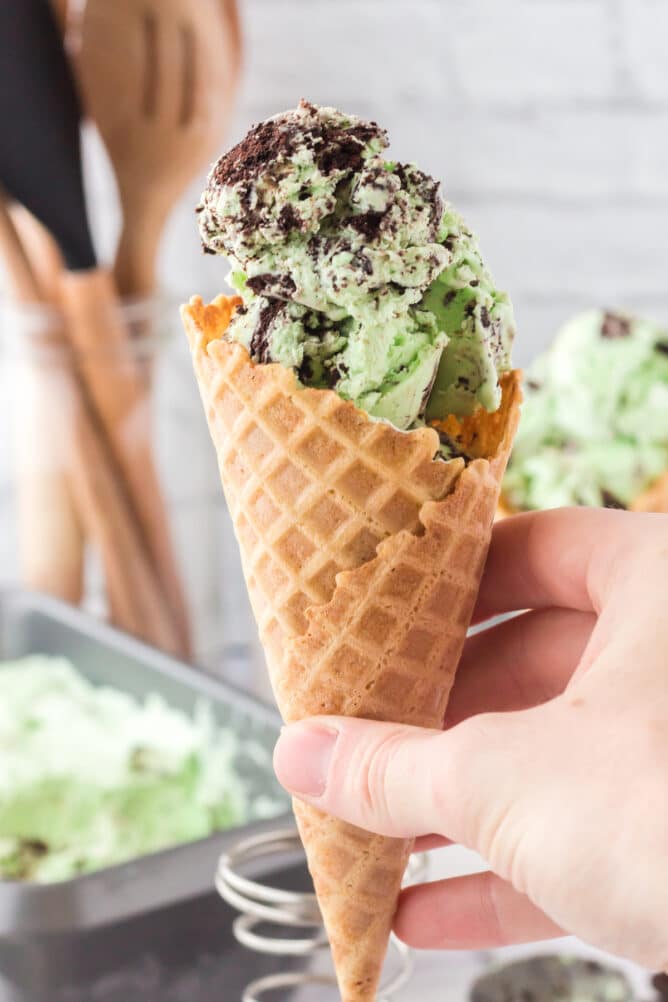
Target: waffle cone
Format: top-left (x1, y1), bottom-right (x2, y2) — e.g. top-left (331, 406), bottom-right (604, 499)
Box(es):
top-left (183, 294), bottom-right (521, 1001)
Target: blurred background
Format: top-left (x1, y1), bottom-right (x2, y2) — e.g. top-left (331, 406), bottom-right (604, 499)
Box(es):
top-left (0, 3), bottom-right (665, 1000)
top-left (2, 0), bottom-right (668, 680)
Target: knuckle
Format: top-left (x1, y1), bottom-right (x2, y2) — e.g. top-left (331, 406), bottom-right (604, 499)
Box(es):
top-left (350, 728), bottom-right (408, 833)
top-left (442, 713), bottom-right (523, 854)
top-left (479, 874), bottom-right (507, 946)
top-left (484, 803), bottom-right (525, 888)
top-left (424, 735), bottom-right (452, 824)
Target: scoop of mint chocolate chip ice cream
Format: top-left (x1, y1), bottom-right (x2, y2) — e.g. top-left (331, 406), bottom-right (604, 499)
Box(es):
top-left (197, 100), bottom-right (515, 444)
top-left (504, 309), bottom-right (668, 511)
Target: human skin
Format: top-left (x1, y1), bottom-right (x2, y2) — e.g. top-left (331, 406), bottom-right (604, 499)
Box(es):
top-left (274, 508), bottom-right (668, 971)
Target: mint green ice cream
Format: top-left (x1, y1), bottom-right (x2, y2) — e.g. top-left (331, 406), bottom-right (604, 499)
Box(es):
top-left (0, 656), bottom-right (282, 882)
top-left (197, 100), bottom-right (514, 446)
top-left (504, 310), bottom-right (668, 511)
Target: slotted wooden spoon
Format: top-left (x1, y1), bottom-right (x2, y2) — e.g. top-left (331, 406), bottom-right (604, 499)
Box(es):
top-left (79, 0), bottom-right (242, 299)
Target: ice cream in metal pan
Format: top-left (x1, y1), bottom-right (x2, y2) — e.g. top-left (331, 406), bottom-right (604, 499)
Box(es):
top-left (0, 655), bottom-right (282, 883)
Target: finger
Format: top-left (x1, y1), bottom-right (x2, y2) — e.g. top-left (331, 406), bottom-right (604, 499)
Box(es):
top-left (446, 608), bottom-right (595, 726)
top-left (273, 709), bottom-right (541, 843)
top-left (274, 718), bottom-right (444, 838)
top-left (473, 508), bottom-right (639, 622)
top-left (413, 834), bottom-right (452, 852)
top-left (395, 871), bottom-right (563, 949)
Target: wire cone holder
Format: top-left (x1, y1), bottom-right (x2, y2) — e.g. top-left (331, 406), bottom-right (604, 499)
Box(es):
top-left (216, 827), bottom-right (427, 1001)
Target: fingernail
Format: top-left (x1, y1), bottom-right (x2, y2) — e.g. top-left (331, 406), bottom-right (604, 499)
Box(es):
top-left (274, 722), bottom-right (338, 797)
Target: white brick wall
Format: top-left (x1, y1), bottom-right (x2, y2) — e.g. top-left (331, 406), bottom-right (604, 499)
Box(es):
top-left (437, 2), bottom-right (618, 106)
top-left (2, 0), bottom-right (668, 684)
top-left (622, 0), bottom-right (668, 100)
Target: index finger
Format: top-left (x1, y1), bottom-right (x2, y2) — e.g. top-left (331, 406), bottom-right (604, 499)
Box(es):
top-left (473, 507), bottom-right (648, 623)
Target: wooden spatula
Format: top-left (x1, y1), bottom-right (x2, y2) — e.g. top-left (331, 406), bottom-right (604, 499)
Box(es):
top-left (0, 0), bottom-right (189, 655)
top-left (78, 0), bottom-right (241, 298)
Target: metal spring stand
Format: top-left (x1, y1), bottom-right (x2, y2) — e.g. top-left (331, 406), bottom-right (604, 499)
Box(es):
top-left (216, 828), bottom-right (427, 1001)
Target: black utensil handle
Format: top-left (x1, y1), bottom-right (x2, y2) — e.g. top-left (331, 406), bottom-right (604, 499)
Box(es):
top-left (0, 0), bottom-right (96, 269)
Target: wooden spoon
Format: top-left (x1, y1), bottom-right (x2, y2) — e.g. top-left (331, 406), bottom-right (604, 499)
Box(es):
top-left (50, 0), bottom-right (68, 32)
top-left (79, 0), bottom-right (241, 299)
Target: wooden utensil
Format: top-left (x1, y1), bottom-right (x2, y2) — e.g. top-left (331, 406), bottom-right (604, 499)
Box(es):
top-left (0, 0), bottom-right (190, 655)
top-left (2, 203), bottom-right (85, 603)
top-left (0, 201), bottom-right (181, 651)
top-left (10, 207), bottom-right (65, 305)
top-left (79, 0), bottom-right (242, 298)
top-left (50, 0), bottom-right (68, 32)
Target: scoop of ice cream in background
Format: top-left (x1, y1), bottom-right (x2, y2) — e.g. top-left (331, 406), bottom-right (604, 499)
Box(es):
top-left (503, 310), bottom-right (668, 511)
top-left (197, 100), bottom-right (515, 441)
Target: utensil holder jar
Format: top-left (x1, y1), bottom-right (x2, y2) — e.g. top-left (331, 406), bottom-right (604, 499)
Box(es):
top-left (0, 295), bottom-right (262, 683)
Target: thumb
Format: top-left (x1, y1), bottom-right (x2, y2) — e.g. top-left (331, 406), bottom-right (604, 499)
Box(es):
top-left (273, 711), bottom-right (538, 846)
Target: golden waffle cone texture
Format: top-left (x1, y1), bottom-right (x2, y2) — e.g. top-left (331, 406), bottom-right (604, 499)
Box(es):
top-left (183, 295), bottom-right (521, 1001)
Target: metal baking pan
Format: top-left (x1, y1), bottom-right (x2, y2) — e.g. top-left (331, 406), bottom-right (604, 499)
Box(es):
top-left (0, 588), bottom-right (307, 1002)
